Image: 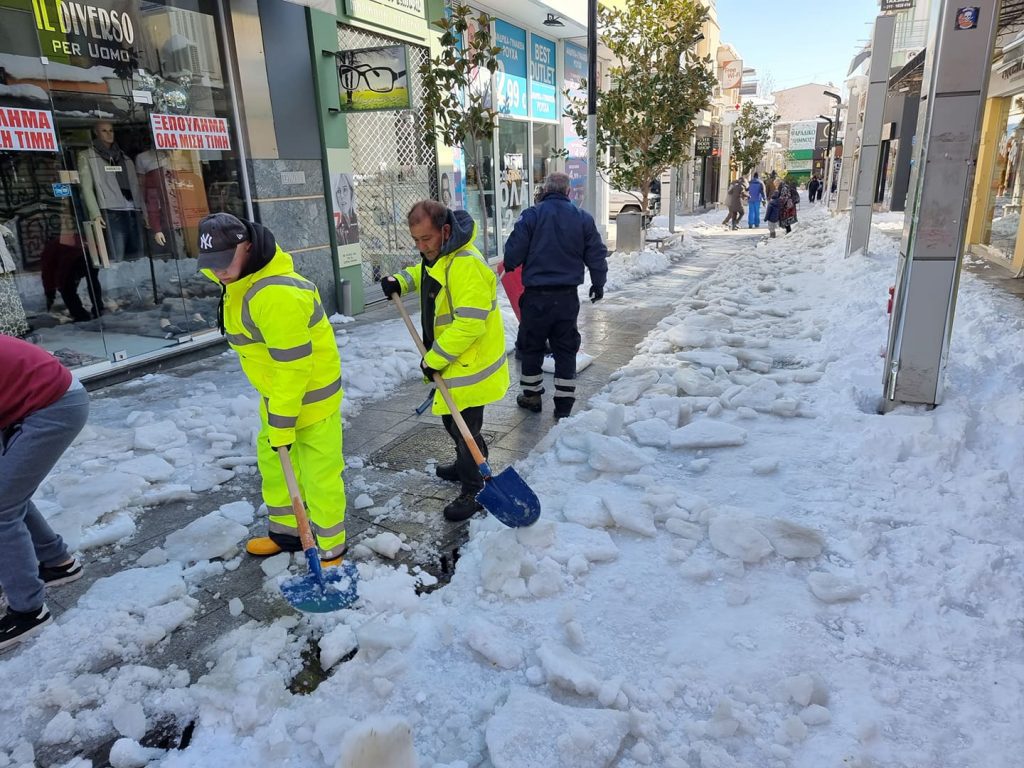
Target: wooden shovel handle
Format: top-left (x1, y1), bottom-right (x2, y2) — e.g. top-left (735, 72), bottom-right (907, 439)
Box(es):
top-left (277, 445), bottom-right (318, 553)
top-left (389, 294), bottom-right (490, 474)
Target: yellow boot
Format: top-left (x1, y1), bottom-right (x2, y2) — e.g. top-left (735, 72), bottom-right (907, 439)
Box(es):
top-left (245, 537), bottom-right (283, 557)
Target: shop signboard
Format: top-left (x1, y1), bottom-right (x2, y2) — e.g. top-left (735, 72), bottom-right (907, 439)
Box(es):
top-left (563, 41), bottom-right (588, 206)
top-left (327, 147), bottom-right (362, 268)
top-left (334, 45), bottom-right (410, 112)
top-left (720, 59), bottom-right (743, 91)
top-left (881, 0), bottom-right (915, 10)
top-left (30, 0), bottom-right (141, 68)
top-left (789, 120), bottom-right (819, 152)
top-left (695, 136), bottom-right (713, 156)
top-left (530, 34), bottom-right (558, 121)
top-left (494, 20), bottom-right (528, 118)
top-left (150, 113), bottom-right (231, 151)
top-left (345, 0), bottom-right (428, 40)
top-left (0, 107), bottom-right (59, 152)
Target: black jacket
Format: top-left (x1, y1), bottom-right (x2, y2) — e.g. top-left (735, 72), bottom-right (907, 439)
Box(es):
top-left (502, 193), bottom-right (608, 289)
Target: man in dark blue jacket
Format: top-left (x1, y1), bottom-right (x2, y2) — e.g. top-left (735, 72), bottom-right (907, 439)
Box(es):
top-left (503, 172), bottom-right (608, 420)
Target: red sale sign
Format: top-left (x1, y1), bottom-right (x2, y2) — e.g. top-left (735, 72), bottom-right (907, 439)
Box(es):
top-left (150, 113), bottom-right (231, 151)
top-left (0, 107), bottom-right (58, 152)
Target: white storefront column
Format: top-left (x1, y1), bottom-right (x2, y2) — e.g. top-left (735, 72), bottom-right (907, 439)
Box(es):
top-left (846, 14), bottom-right (897, 255)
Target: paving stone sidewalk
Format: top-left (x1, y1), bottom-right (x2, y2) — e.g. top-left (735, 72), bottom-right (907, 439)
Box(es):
top-left (28, 224), bottom-right (762, 764)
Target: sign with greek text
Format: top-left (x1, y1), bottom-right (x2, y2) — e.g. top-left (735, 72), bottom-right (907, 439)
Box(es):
top-left (0, 107), bottom-right (59, 152)
top-left (788, 121), bottom-right (820, 152)
top-left (880, 0), bottom-right (915, 10)
top-left (150, 113), bottom-right (231, 151)
top-left (530, 34), bottom-right (558, 121)
top-left (494, 20), bottom-right (528, 118)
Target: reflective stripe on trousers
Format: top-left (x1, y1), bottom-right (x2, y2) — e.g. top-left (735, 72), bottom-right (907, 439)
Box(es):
top-left (256, 410), bottom-right (346, 559)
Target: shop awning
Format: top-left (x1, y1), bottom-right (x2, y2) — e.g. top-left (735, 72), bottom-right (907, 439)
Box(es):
top-left (889, 48), bottom-right (925, 89)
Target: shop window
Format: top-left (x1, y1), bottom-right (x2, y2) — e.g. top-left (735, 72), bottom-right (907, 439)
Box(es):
top-left (531, 122), bottom-right (557, 201)
top-left (983, 98), bottom-right (1024, 261)
top-left (0, 0), bottom-right (245, 369)
top-left (497, 119), bottom-right (528, 247)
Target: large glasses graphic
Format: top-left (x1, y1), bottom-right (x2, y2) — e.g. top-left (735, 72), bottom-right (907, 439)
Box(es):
top-left (338, 64), bottom-right (406, 93)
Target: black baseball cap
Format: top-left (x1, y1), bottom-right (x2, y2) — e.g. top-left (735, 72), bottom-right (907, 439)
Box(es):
top-left (197, 212), bottom-right (249, 270)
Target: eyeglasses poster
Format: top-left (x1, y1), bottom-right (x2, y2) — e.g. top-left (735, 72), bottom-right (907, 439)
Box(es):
top-left (336, 45), bottom-right (410, 112)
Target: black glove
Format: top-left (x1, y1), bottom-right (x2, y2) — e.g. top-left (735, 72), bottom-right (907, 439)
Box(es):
top-left (589, 285), bottom-right (604, 303)
top-left (381, 276), bottom-right (401, 299)
top-left (420, 359), bottom-right (441, 379)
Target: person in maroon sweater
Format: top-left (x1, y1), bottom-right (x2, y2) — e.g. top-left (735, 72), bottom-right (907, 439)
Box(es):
top-left (0, 336), bottom-right (90, 651)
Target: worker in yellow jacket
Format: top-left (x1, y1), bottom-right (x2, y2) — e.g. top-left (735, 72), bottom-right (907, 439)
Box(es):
top-left (197, 213), bottom-right (346, 562)
top-left (382, 201), bottom-right (509, 522)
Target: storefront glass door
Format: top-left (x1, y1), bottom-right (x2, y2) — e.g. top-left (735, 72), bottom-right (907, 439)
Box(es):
top-left (531, 122), bottom-right (557, 202)
top-left (982, 99), bottom-right (1024, 261)
top-left (497, 119), bottom-right (528, 251)
top-left (1, 0), bottom-right (246, 369)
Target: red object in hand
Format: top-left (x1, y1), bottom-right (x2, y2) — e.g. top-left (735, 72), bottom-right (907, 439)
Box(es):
top-left (497, 264), bottom-right (524, 322)
top-left (887, 285), bottom-right (895, 315)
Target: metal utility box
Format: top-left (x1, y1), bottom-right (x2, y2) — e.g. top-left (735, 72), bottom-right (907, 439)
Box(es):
top-left (616, 212), bottom-right (645, 253)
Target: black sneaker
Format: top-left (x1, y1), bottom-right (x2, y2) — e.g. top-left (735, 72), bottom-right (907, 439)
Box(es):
top-left (443, 490), bottom-right (484, 522)
top-left (516, 392), bottom-right (542, 413)
top-left (39, 556), bottom-right (83, 587)
top-left (0, 605), bottom-right (52, 652)
top-left (434, 462), bottom-right (460, 482)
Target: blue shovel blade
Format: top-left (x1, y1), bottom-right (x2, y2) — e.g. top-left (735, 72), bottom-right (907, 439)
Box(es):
top-left (280, 561), bottom-right (359, 613)
top-left (477, 466), bottom-right (541, 527)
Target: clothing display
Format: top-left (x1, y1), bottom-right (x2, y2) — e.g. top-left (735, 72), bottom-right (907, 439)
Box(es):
top-left (0, 223), bottom-right (29, 337)
top-left (39, 235), bottom-right (101, 322)
top-left (77, 140), bottom-right (144, 263)
top-left (135, 150), bottom-right (210, 258)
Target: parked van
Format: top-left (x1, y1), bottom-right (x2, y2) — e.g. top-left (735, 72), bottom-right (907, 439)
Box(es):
top-left (608, 171), bottom-right (671, 221)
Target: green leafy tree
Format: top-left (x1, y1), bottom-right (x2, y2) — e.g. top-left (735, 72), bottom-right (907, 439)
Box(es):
top-left (565, 0), bottom-right (714, 216)
top-left (731, 101), bottom-right (778, 175)
top-left (419, 3), bottom-right (501, 256)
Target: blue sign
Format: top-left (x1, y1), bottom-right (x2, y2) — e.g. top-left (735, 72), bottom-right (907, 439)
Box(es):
top-left (494, 20), bottom-right (528, 118)
top-left (530, 34), bottom-right (558, 121)
top-left (51, 182), bottom-right (71, 199)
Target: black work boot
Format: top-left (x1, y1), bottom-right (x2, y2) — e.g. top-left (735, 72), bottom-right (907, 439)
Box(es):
top-left (516, 392), bottom-right (542, 413)
top-left (443, 489), bottom-right (484, 522)
top-left (435, 462), bottom-right (460, 482)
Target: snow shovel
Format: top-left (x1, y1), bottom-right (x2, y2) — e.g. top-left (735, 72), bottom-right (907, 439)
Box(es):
top-left (390, 294), bottom-right (540, 527)
top-left (276, 446), bottom-right (359, 613)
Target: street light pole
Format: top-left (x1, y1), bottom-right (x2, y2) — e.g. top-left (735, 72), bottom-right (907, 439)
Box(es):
top-left (585, 0), bottom-right (599, 220)
top-left (817, 114), bottom-right (833, 195)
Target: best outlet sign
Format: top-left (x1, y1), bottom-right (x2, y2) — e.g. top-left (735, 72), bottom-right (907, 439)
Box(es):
top-left (150, 113), bottom-right (231, 151)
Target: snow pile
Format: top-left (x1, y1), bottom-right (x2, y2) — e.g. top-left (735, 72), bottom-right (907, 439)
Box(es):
top-left (6, 204), bottom-right (1024, 767)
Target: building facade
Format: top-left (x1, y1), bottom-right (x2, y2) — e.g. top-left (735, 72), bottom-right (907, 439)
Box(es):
top-left (0, 0), bottom-right (339, 379)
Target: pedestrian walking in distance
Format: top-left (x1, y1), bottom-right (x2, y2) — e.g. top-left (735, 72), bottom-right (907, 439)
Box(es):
top-left (765, 190), bottom-right (781, 238)
top-left (502, 172), bottom-right (608, 420)
top-left (381, 201), bottom-right (509, 522)
top-left (0, 336), bottom-right (89, 651)
top-left (747, 172), bottom-right (764, 229)
top-left (807, 175), bottom-right (821, 204)
top-left (198, 213), bottom-right (347, 564)
top-left (723, 179), bottom-right (745, 230)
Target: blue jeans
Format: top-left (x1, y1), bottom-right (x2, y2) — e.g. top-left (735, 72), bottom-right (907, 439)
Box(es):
top-left (0, 386), bottom-right (89, 612)
top-left (105, 209), bottom-right (143, 262)
top-left (748, 202), bottom-right (761, 227)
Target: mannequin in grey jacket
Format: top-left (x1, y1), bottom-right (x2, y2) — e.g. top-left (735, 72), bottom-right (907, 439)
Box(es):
top-left (77, 122), bottom-right (144, 263)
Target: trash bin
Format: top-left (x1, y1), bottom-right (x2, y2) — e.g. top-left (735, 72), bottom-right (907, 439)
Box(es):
top-left (617, 211), bottom-right (644, 253)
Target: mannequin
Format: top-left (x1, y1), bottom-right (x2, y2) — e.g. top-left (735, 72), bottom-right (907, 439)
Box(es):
top-left (135, 148), bottom-right (209, 259)
top-left (76, 121), bottom-right (145, 263)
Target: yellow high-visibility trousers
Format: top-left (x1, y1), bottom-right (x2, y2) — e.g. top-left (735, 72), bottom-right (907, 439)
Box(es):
top-left (256, 411), bottom-right (346, 559)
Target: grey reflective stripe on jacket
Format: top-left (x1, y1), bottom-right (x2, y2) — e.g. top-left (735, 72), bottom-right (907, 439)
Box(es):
top-left (303, 376), bottom-right (342, 405)
top-left (444, 352), bottom-right (507, 388)
top-left (229, 275), bottom-right (320, 347)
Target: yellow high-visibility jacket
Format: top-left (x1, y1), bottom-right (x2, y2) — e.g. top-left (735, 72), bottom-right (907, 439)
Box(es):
top-left (393, 214), bottom-right (508, 415)
top-left (205, 245), bottom-right (342, 447)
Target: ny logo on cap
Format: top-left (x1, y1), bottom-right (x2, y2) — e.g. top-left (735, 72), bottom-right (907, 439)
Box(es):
top-left (200, 233), bottom-right (213, 250)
